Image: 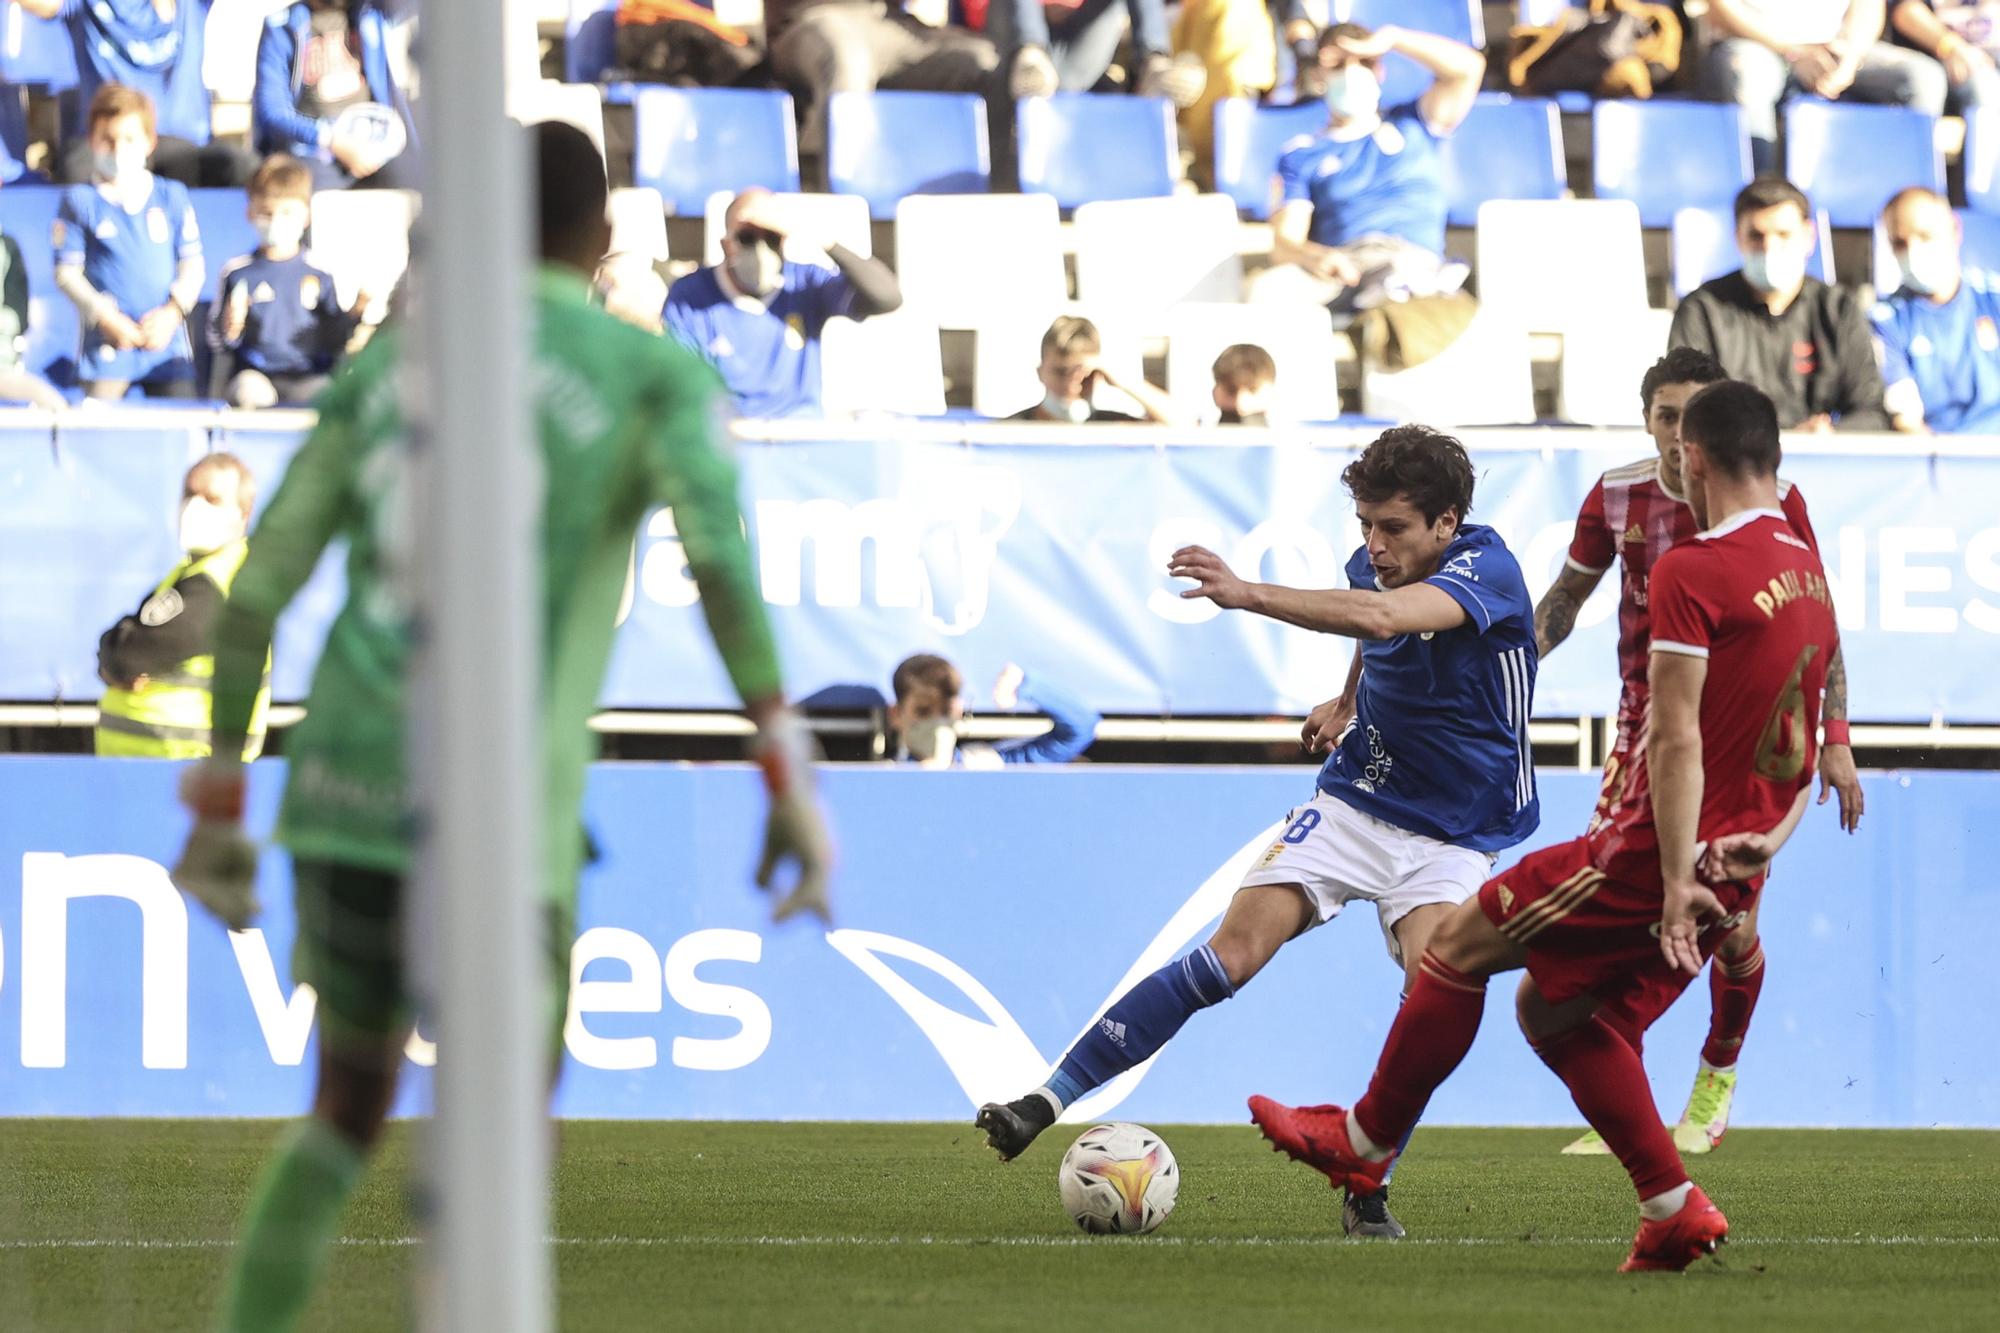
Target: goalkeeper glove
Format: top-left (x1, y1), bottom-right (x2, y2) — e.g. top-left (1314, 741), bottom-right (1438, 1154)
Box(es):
top-left (173, 759), bottom-right (261, 931)
top-left (751, 709), bottom-right (834, 925)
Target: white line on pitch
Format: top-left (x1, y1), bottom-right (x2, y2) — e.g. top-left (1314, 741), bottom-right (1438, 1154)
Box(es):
top-left (4, 1235), bottom-right (1997, 1252)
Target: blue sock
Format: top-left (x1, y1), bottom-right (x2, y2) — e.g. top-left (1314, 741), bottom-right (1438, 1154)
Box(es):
top-left (1043, 945), bottom-right (1234, 1109)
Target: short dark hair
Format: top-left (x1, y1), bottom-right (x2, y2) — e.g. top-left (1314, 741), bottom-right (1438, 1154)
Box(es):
top-left (1679, 381), bottom-right (1781, 480)
top-left (88, 82), bottom-right (155, 136)
top-left (249, 154), bottom-right (314, 205)
top-left (1212, 343), bottom-right (1277, 392)
top-left (1639, 345), bottom-right (1726, 415)
top-left (535, 120), bottom-right (608, 260)
top-left (185, 451), bottom-right (257, 516)
top-left (1733, 176), bottom-right (1810, 224)
top-left (892, 653), bottom-right (962, 706)
top-left (1341, 425), bottom-right (1475, 525)
top-left (1318, 22), bottom-right (1373, 53)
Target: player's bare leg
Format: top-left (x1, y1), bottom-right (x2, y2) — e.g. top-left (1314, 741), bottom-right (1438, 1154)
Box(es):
top-left (978, 885), bottom-right (1312, 1161)
top-left (1675, 898), bottom-right (1763, 1154)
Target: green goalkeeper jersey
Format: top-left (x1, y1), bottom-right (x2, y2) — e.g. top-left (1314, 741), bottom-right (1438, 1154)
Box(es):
top-left (209, 266), bottom-right (781, 896)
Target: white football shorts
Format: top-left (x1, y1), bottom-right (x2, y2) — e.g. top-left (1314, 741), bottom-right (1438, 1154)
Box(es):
top-left (1237, 790), bottom-right (1496, 967)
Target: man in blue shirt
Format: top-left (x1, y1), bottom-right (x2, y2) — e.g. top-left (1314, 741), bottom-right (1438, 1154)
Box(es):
top-left (662, 188), bottom-right (904, 419)
top-left (974, 425), bottom-right (1538, 1241)
top-left (1873, 185), bottom-right (2000, 434)
top-left (254, 1), bottom-right (417, 191)
top-left (23, 0), bottom-right (256, 187)
top-left (1253, 21), bottom-right (1482, 319)
top-left (887, 653), bottom-right (1099, 766)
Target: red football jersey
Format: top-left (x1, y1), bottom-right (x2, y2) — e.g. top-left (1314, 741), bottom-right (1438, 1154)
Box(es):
top-left (1587, 508), bottom-right (1840, 891)
top-left (1567, 459), bottom-right (1817, 698)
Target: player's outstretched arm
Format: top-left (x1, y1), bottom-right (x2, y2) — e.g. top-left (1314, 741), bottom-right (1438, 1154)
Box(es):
top-left (1533, 564), bottom-right (1603, 659)
top-left (1816, 646), bottom-right (1863, 832)
top-left (1167, 545), bottom-right (1466, 640)
top-left (1649, 647), bottom-right (1720, 976)
top-left (1708, 784), bottom-right (1814, 884)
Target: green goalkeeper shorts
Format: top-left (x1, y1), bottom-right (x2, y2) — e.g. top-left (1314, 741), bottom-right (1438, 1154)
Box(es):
top-left (291, 857), bottom-right (575, 1058)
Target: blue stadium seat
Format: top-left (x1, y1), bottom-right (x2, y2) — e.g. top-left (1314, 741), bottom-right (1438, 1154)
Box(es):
top-left (1784, 99), bottom-right (1942, 229)
top-left (1335, 1), bottom-right (1483, 109)
top-left (1593, 99), bottom-right (1750, 227)
top-left (565, 0), bottom-right (619, 84)
top-left (189, 190), bottom-right (262, 304)
top-left (827, 91), bottom-right (990, 220)
top-left (632, 87), bottom-right (800, 218)
top-left (1016, 95), bottom-right (1176, 208)
top-left (1964, 107), bottom-right (2000, 216)
top-left (1672, 203), bottom-right (1834, 299)
top-left (1438, 93), bottom-right (1562, 228)
top-left (1, 3), bottom-right (77, 90)
top-left (0, 185), bottom-right (76, 385)
top-left (1211, 98), bottom-right (1323, 219)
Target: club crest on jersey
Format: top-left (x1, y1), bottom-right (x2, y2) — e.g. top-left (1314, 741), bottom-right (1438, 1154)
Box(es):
top-left (299, 275), bottom-right (322, 309)
top-left (147, 208), bottom-right (168, 245)
top-left (1981, 317), bottom-right (1999, 353)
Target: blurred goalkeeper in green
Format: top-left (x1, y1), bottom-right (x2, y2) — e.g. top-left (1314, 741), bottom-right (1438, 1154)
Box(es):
top-left (170, 121), bottom-right (834, 1333)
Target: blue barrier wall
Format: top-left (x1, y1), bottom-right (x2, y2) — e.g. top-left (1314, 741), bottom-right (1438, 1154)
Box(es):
top-left (5, 420), bottom-right (2000, 720)
top-left (1, 757), bottom-right (1993, 1126)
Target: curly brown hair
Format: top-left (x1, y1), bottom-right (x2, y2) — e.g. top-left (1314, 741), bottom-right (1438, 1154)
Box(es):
top-left (1341, 425), bottom-right (1475, 526)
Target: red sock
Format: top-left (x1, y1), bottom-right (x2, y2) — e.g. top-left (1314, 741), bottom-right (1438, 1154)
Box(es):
top-left (1702, 937), bottom-right (1765, 1068)
top-left (1534, 1016), bottom-right (1687, 1200)
top-left (1352, 951), bottom-right (1486, 1148)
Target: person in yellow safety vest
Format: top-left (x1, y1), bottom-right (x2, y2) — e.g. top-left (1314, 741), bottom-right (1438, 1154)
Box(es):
top-left (96, 452), bottom-right (271, 758)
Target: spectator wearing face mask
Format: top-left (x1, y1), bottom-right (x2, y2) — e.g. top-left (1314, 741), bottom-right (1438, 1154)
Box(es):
top-left (54, 83), bottom-right (203, 401)
top-left (661, 187), bottom-right (903, 418)
top-left (209, 155), bottom-right (370, 408)
top-left (888, 654), bottom-right (1099, 768)
top-left (1873, 185), bottom-right (2000, 433)
top-left (1668, 177), bottom-right (1890, 432)
top-left (1251, 22), bottom-right (1482, 320)
top-left (1010, 314), bottom-right (1171, 424)
top-left (1211, 342), bottom-right (1277, 425)
top-left (95, 451), bottom-right (271, 759)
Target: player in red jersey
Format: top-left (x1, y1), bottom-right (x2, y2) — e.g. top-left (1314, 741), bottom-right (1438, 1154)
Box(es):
top-left (1247, 381), bottom-right (1841, 1272)
top-left (1535, 346), bottom-right (1863, 1157)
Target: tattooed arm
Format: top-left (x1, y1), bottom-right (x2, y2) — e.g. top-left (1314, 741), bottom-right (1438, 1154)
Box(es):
top-left (1817, 646), bottom-right (1863, 832)
top-left (1534, 564), bottom-right (1605, 658)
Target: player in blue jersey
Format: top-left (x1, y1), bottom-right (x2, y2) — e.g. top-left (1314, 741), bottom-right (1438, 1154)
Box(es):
top-left (976, 426), bottom-right (1539, 1240)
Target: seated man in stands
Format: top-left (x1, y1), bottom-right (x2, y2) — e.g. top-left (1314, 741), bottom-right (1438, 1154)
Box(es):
top-left (1873, 185), bottom-right (2000, 434)
top-left (1252, 21), bottom-right (1482, 320)
top-left (1669, 177), bottom-right (1889, 432)
top-left (662, 187), bottom-right (902, 418)
top-left (54, 85), bottom-right (203, 401)
top-left (1892, 2), bottom-right (2000, 112)
top-left (1212, 342), bottom-right (1277, 425)
top-left (254, 0), bottom-right (418, 191)
top-left (889, 653), bottom-right (1099, 767)
top-left (1701, 0), bottom-right (1945, 174)
top-left (22, 0), bottom-right (255, 187)
top-left (1011, 315), bottom-right (1171, 423)
top-left (980, 0), bottom-right (1202, 104)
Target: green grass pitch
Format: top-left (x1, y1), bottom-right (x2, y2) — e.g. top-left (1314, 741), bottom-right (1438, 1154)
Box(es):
top-left (4, 1121), bottom-right (1997, 1331)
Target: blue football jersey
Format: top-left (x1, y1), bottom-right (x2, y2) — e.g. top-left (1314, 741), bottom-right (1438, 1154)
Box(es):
top-left (54, 174), bottom-right (200, 384)
top-left (1275, 104), bottom-right (1450, 255)
top-left (211, 249), bottom-right (351, 375)
top-left (1318, 523), bottom-right (1540, 852)
top-left (661, 260), bottom-right (857, 418)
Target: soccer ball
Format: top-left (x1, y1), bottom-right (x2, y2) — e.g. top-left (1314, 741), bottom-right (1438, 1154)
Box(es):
top-left (1057, 1122), bottom-right (1179, 1235)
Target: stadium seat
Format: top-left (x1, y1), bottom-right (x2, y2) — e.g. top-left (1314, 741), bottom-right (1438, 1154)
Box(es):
top-left (1475, 199), bottom-right (1647, 334)
top-left (309, 189), bottom-right (419, 309)
top-left (1335, 1), bottom-right (1483, 109)
top-left (895, 194), bottom-right (1065, 331)
top-left (820, 311), bottom-right (948, 418)
top-left (190, 190), bottom-right (263, 304)
top-left (1363, 306), bottom-right (1536, 426)
top-left (827, 91), bottom-right (990, 220)
top-left (1016, 95), bottom-right (1177, 208)
top-left (509, 80), bottom-right (608, 157)
top-left (1, 3), bottom-right (77, 90)
top-left (1784, 100), bottom-right (1942, 229)
top-left (973, 305), bottom-right (1145, 419)
top-left (608, 187), bottom-right (669, 263)
top-left (1558, 307), bottom-right (1676, 426)
top-left (1592, 99), bottom-right (1751, 228)
top-left (565, 0), bottom-right (619, 84)
top-left (1870, 208), bottom-right (2000, 292)
top-left (1211, 98), bottom-right (1324, 220)
top-left (0, 185), bottom-right (75, 384)
top-left (633, 87), bottom-right (800, 218)
top-left (1671, 203), bottom-right (1834, 299)
top-left (1161, 302), bottom-right (1342, 422)
top-left (1438, 94), bottom-right (1564, 228)
top-left (1964, 106), bottom-right (2000, 216)
top-left (700, 190), bottom-right (871, 267)
top-left (1072, 195), bottom-right (1244, 323)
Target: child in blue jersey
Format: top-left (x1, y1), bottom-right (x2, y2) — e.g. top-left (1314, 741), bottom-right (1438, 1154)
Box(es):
top-left (209, 154), bottom-right (365, 407)
top-left (976, 426), bottom-right (1539, 1241)
top-left (53, 84), bottom-right (203, 400)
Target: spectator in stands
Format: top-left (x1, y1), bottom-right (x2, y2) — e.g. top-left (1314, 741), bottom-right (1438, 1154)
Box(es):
top-left (983, 0), bottom-right (1203, 103)
top-left (0, 212), bottom-right (65, 408)
top-left (21, 0), bottom-right (256, 188)
top-left (1012, 314), bottom-right (1171, 423)
top-left (209, 156), bottom-right (368, 408)
top-left (662, 187), bottom-right (903, 418)
top-left (254, 0), bottom-right (419, 192)
top-left (1251, 22), bottom-right (1481, 320)
top-left (1212, 342), bottom-right (1276, 425)
top-left (95, 451), bottom-right (269, 758)
top-left (1668, 177), bottom-right (1890, 432)
top-left (1170, 0), bottom-right (1290, 185)
top-left (1873, 185), bottom-right (2000, 433)
top-left (1700, 1), bottom-right (1947, 174)
top-left (889, 653), bottom-right (1099, 767)
top-left (1890, 2), bottom-right (2000, 110)
top-left (767, 1), bottom-right (1003, 156)
top-left (54, 85), bottom-right (203, 401)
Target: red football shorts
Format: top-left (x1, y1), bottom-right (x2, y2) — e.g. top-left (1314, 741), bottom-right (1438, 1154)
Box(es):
top-left (1476, 836), bottom-right (1757, 1039)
